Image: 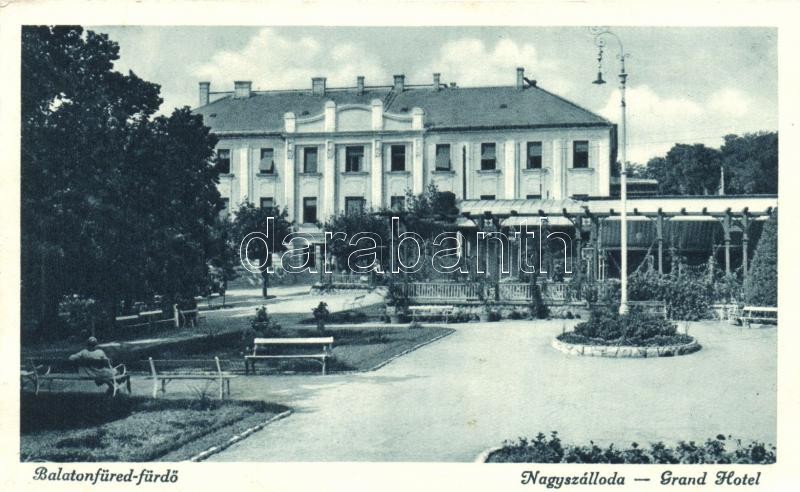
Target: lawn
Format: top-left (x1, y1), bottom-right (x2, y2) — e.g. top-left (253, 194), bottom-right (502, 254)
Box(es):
top-left (20, 392), bottom-right (288, 462)
top-left (150, 325), bottom-right (455, 374)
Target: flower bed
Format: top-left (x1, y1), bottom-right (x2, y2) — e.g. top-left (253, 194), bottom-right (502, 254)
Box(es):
top-left (486, 432), bottom-right (775, 464)
top-left (554, 308), bottom-right (701, 357)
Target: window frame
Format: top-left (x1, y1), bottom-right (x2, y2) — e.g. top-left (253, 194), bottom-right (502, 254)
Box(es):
top-left (344, 196), bottom-right (366, 216)
top-left (573, 140), bottom-right (589, 169)
top-left (259, 148), bottom-right (275, 174)
top-left (435, 143), bottom-right (452, 171)
top-left (303, 147), bottom-right (319, 174)
top-left (390, 195), bottom-right (406, 211)
top-left (390, 144), bottom-right (406, 172)
top-left (345, 146), bottom-right (365, 173)
top-left (303, 197), bottom-right (318, 224)
top-left (480, 143), bottom-right (497, 171)
top-left (216, 149), bottom-right (231, 175)
top-left (260, 197), bottom-right (274, 210)
top-left (526, 141), bottom-right (543, 169)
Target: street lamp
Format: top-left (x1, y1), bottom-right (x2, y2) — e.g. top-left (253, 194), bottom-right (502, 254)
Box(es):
top-left (591, 26), bottom-right (630, 315)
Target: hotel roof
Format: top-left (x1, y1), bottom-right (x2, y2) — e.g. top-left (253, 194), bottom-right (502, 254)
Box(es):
top-left (193, 83), bottom-right (612, 134)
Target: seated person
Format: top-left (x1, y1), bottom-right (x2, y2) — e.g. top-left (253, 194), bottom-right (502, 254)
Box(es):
top-left (68, 337), bottom-right (123, 393)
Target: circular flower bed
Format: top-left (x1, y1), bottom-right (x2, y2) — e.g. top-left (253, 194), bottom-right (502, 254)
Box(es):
top-left (554, 309), bottom-right (701, 358)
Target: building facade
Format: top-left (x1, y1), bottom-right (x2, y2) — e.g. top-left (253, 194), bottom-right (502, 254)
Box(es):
top-left (193, 68), bottom-right (616, 226)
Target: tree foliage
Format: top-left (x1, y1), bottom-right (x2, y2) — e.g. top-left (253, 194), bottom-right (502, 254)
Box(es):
top-left (324, 209), bottom-right (391, 272)
top-left (228, 202), bottom-right (293, 297)
top-left (643, 132), bottom-right (777, 196)
top-left (22, 26), bottom-right (221, 337)
top-left (745, 212), bottom-right (777, 306)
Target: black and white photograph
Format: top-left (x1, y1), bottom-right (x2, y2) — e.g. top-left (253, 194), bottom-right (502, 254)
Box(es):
top-left (3, 2), bottom-right (797, 490)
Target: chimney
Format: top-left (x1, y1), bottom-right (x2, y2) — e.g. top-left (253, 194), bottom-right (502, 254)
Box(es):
top-left (234, 80), bottom-right (251, 99)
top-left (312, 77), bottom-right (326, 96)
top-left (433, 73), bottom-right (441, 91)
top-left (357, 76), bottom-right (365, 95)
top-left (198, 81), bottom-right (210, 106)
top-left (516, 67), bottom-right (525, 90)
top-left (393, 74), bottom-right (405, 92)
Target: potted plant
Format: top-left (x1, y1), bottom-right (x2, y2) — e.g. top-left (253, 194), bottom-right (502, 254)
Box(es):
top-left (312, 301), bottom-right (330, 334)
top-left (250, 306), bottom-right (281, 337)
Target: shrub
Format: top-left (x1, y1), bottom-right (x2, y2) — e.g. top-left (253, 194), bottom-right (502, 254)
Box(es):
top-left (745, 212), bottom-right (777, 306)
top-left (489, 432), bottom-right (775, 464)
top-left (312, 301), bottom-right (330, 334)
top-left (570, 307), bottom-right (679, 345)
top-left (241, 306), bottom-right (281, 343)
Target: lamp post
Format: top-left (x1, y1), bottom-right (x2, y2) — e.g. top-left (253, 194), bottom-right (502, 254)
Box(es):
top-left (591, 27), bottom-right (630, 315)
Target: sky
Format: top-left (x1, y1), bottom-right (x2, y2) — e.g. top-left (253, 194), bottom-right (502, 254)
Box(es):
top-left (91, 26), bottom-right (777, 164)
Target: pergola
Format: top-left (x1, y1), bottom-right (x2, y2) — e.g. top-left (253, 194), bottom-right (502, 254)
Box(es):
top-left (459, 195), bottom-right (777, 280)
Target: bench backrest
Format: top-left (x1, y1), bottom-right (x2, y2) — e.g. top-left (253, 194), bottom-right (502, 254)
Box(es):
top-left (148, 356), bottom-right (223, 375)
top-left (253, 337), bottom-right (334, 346)
top-left (743, 306), bottom-right (778, 313)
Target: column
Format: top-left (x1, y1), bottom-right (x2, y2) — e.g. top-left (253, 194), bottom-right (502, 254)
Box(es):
top-left (742, 214), bottom-right (750, 280)
top-left (323, 139), bottom-right (335, 221)
top-left (722, 214), bottom-right (732, 274)
top-left (284, 140), bottom-right (295, 221)
top-left (597, 139), bottom-right (611, 196)
top-left (573, 218), bottom-right (583, 279)
top-left (462, 142), bottom-right (471, 200)
top-left (504, 140), bottom-right (517, 199)
top-left (656, 212), bottom-right (664, 274)
top-left (412, 138), bottom-right (424, 195)
top-left (371, 139), bottom-right (383, 208)
top-left (551, 139), bottom-right (564, 199)
top-left (238, 147), bottom-right (250, 205)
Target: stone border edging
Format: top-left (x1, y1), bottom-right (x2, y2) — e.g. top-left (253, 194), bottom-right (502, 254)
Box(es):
top-left (551, 337), bottom-right (700, 358)
top-left (365, 328), bottom-right (455, 372)
top-left (187, 410), bottom-right (293, 462)
top-left (474, 446), bottom-right (503, 463)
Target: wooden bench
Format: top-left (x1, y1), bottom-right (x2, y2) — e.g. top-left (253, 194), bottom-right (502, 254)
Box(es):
top-left (22, 359), bottom-right (131, 397)
top-left (628, 300), bottom-right (668, 319)
top-left (115, 309), bottom-right (173, 331)
top-left (409, 305), bottom-right (455, 323)
top-left (740, 306), bottom-right (777, 327)
top-left (147, 357), bottom-right (235, 399)
top-left (245, 337), bottom-right (334, 375)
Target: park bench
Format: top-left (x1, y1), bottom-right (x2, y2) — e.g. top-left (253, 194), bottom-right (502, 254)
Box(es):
top-left (245, 337), bottom-right (334, 375)
top-left (345, 292), bottom-right (368, 311)
top-left (22, 359), bottom-right (131, 397)
top-left (627, 300), bottom-right (668, 319)
top-left (115, 308), bottom-right (173, 331)
top-left (147, 357), bottom-right (235, 399)
top-left (409, 305), bottom-right (455, 323)
top-left (739, 306), bottom-right (777, 327)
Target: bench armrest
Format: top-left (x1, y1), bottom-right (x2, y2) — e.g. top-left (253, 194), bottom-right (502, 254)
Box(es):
top-left (113, 363), bottom-right (127, 376)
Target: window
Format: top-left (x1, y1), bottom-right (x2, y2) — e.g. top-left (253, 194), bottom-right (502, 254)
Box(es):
top-left (260, 197), bottom-right (274, 210)
top-left (302, 197), bottom-right (317, 224)
top-left (435, 144), bottom-right (451, 171)
top-left (573, 141), bottom-right (589, 168)
top-left (220, 198), bottom-right (230, 218)
top-left (216, 149), bottom-right (231, 174)
top-left (345, 197), bottom-right (366, 216)
top-left (480, 143), bottom-right (496, 170)
top-left (526, 194), bottom-right (542, 200)
top-left (259, 148), bottom-right (274, 174)
top-left (345, 146), bottom-right (364, 172)
top-left (390, 196), bottom-right (405, 210)
top-left (480, 194), bottom-right (496, 200)
top-left (303, 147), bottom-right (318, 173)
top-left (526, 142), bottom-right (542, 169)
top-left (390, 145), bottom-right (406, 171)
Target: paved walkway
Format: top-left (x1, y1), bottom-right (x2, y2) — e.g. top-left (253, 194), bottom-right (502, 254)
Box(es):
top-left (202, 320), bottom-right (776, 462)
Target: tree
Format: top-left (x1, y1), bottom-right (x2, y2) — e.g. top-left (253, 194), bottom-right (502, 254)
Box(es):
top-left (647, 144), bottom-right (722, 195)
top-left (229, 203), bottom-right (293, 298)
top-left (324, 208), bottom-right (391, 272)
top-left (744, 211), bottom-right (777, 306)
top-left (720, 132), bottom-right (778, 195)
top-left (21, 26), bottom-right (221, 338)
